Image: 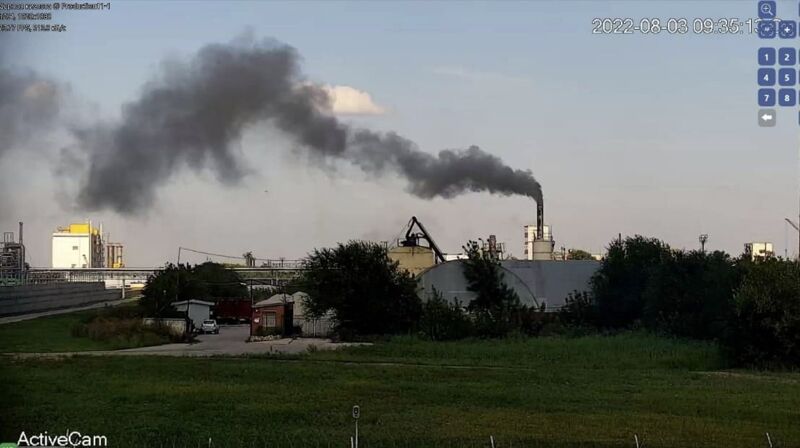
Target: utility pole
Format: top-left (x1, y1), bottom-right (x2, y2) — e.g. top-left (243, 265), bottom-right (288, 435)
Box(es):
top-left (249, 278), bottom-right (254, 338)
top-left (176, 246), bottom-right (190, 338)
top-left (785, 218), bottom-right (799, 260)
top-left (698, 234), bottom-right (708, 253)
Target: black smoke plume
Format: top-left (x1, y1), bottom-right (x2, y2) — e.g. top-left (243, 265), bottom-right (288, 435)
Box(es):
top-left (0, 66), bottom-right (62, 157)
top-left (75, 36), bottom-right (542, 213)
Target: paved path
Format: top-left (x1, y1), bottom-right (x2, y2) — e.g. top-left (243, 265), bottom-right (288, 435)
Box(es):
top-left (7, 325), bottom-right (365, 358)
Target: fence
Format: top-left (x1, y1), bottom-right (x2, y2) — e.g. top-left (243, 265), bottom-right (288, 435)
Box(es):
top-left (294, 317), bottom-right (335, 337)
top-left (92, 431), bottom-right (791, 448)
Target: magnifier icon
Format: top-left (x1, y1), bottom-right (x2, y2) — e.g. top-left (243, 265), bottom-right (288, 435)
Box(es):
top-left (761, 3), bottom-right (774, 17)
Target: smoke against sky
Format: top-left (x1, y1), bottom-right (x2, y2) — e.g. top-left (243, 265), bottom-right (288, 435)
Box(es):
top-left (349, 131), bottom-right (542, 203)
top-left (0, 1), bottom-right (792, 264)
top-left (0, 65), bottom-right (62, 157)
top-left (73, 36), bottom-right (542, 213)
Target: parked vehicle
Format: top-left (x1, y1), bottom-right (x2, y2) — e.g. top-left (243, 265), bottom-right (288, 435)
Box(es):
top-left (200, 319), bottom-right (219, 334)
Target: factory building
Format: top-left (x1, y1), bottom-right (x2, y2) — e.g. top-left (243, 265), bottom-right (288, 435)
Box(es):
top-left (106, 243), bottom-right (125, 269)
top-left (388, 217), bottom-right (443, 276)
top-left (0, 223), bottom-right (27, 284)
top-left (744, 242), bottom-right (774, 260)
top-left (51, 222), bottom-right (125, 269)
top-left (521, 203), bottom-right (556, 261)
top-left (418, 259), bottom-right (600, 311)
top-left (388, 245), bottom-right (435, 277)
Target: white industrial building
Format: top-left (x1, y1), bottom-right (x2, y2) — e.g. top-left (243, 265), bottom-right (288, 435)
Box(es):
top-left (52, 222), bottom-right (125, 269)
top-left (744, 242), bottom-right (774, 260)
top-left (52, 223), bottom-right (104, 268)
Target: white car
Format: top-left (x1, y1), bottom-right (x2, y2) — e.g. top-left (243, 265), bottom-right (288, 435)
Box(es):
top-left (200, 319), bottom-right (219, 334)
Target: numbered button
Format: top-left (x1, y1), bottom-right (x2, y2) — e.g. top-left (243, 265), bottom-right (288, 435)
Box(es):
top-left (759, 68), bottom-right (776, 85)
top-left (779, 88), bottom-right (796, 106)
top-left (759, 47), bottom-right (777, 65)
top-left (779, 68), bottom-right (796, 85)
top-left (759, 88), bottom-right (777, 106)
top-left (779, 47), bottom-right (797, 65)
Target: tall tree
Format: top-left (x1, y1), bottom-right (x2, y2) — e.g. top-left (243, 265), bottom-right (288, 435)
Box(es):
top-left (193, 262), bottom-right (247, 298)
top-left (140, 263), bottom-right (205, 317)
top-left (462, 240), bottom-right (522, 336)
top-left (726, 258), bottom-right (800, 367)
top-left (299, 241), bottom-right (421, 337)
top-left (642, 250), bottom-right (740, 340)
top-left (140, 262), bottom-right (247, 317)
top-left (591, 235), bottom-right (671, 328)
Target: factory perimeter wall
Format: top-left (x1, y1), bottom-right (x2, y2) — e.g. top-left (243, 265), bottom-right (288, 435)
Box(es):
top-left (0, 282), bottom-right (120, 317)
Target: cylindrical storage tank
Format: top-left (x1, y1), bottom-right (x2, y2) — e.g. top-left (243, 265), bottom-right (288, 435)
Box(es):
top-left (532, 240), bottom-right (554, 260)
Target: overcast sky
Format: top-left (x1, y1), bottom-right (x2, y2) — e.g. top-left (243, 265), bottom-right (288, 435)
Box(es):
top-left (1, 0), bottom-right (797, 266)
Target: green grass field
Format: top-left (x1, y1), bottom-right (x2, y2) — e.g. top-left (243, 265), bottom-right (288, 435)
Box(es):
top-left (0, 310), bottom-right (119, 352)
top-left (3, 334), bottom-right (799, 448)
top-left (0, 303), bottom-right (166, 353)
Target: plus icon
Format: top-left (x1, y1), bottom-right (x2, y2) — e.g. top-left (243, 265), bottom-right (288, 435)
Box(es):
top-left (779, 20), bottom-right (797, 38)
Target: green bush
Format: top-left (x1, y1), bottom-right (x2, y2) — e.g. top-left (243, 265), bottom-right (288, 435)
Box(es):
top-left (72, 317), bottom-right (179, 348)
top-left (559, 290), bottom-right (597, 328)
top-left (511, 304), bottom-right (549, 337)
top-left (253, 326), bottom-right (283, 337)
top-left (419, 288), bottom-right (473, 341)
top-left (725, 258), bottom-right (800, 367)
top-left (642, 250), bottom-right (740, 340)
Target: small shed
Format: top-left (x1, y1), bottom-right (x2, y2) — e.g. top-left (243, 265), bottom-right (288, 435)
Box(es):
top-left (251, 292), bottom-right (334, 337)
top-left (170, 299), bottom-right (215, 330)
top-left (252, 294), bottom-right (294, 336)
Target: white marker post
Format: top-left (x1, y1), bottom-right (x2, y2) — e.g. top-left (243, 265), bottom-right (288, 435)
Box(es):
top-left (352, 405), bottom-right (360, 448)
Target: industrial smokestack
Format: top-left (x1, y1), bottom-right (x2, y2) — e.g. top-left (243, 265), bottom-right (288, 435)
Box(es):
top-left (18, 221), bottom-right (22, 245)
top-left (536, 202), bottom-right (544, 240)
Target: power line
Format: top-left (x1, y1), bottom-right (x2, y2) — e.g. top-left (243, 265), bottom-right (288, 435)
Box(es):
top-left (178, 247), bottom-right (300, 263)
top-left (179, 247), bottom-right (243, 260)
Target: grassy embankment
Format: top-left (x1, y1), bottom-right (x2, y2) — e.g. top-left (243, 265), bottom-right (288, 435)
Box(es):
top-left (0, 303), bottom-right (172, 353)
top-left (3, 333), bottom-right (799, 447)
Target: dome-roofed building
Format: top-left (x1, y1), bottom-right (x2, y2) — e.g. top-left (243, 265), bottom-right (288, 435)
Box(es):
top-left (417, 259), bottom-right (600, 311)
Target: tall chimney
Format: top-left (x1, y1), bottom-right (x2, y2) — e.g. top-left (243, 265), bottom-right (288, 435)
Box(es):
top-left (536, 202), bottom-right (544, 240)
top-left (18, 221), bottom-right (25, 272)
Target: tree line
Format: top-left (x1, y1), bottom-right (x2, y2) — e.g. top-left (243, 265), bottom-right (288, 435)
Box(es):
top-left (299, 236), bottom-right (800, 368)
top-left (561, 236), bottom-right (800, 368)
top-left (138, 237), bottom-right (800, 368)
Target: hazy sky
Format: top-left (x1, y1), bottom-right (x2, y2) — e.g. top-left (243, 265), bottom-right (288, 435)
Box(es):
top-left (2, 0), bottom-right (798, 266)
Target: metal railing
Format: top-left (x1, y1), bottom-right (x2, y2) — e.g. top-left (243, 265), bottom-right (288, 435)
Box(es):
top-left (0, 263), bottom-right (307, 287)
